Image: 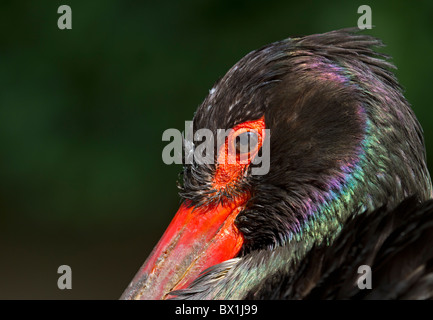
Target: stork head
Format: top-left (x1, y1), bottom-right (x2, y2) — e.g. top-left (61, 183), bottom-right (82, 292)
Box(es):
top-left (121, 29), bottom-right (432, 300)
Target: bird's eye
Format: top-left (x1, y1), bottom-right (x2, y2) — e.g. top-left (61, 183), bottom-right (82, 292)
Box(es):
top-left (235, 131), bottom-right (259, 155)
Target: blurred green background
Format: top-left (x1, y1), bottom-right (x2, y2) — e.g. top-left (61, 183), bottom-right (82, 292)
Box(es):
top-left (0, 0), bottom-right (432, 299)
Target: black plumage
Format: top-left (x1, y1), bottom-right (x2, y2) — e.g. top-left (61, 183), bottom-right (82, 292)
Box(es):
top-left (247, 196), bottom-right (433, 299)
top-left (123, 28), bottom-right (433, 300)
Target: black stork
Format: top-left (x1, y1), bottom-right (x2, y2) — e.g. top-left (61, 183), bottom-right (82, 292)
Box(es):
top-left (121, 29), bottom-right (433, 300)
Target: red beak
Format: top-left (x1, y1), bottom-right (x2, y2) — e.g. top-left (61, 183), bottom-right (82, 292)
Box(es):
top-left (120, 197), bottom-right (246, 300)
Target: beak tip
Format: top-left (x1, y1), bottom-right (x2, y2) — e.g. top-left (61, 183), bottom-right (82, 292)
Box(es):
top-left (121, 199), bottom-right (246, 300)
top-left (120, 273), bottom-right (149, 300)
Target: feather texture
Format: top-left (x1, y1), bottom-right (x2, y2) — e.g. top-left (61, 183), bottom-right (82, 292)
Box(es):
top-left (171, 29), bottom-right (433, 299)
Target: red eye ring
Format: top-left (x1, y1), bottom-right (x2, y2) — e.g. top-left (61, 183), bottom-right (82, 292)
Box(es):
top-left (230, 129), bottom-right (260, 164)
top-left (213, 116), bottom-right (266, 190)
